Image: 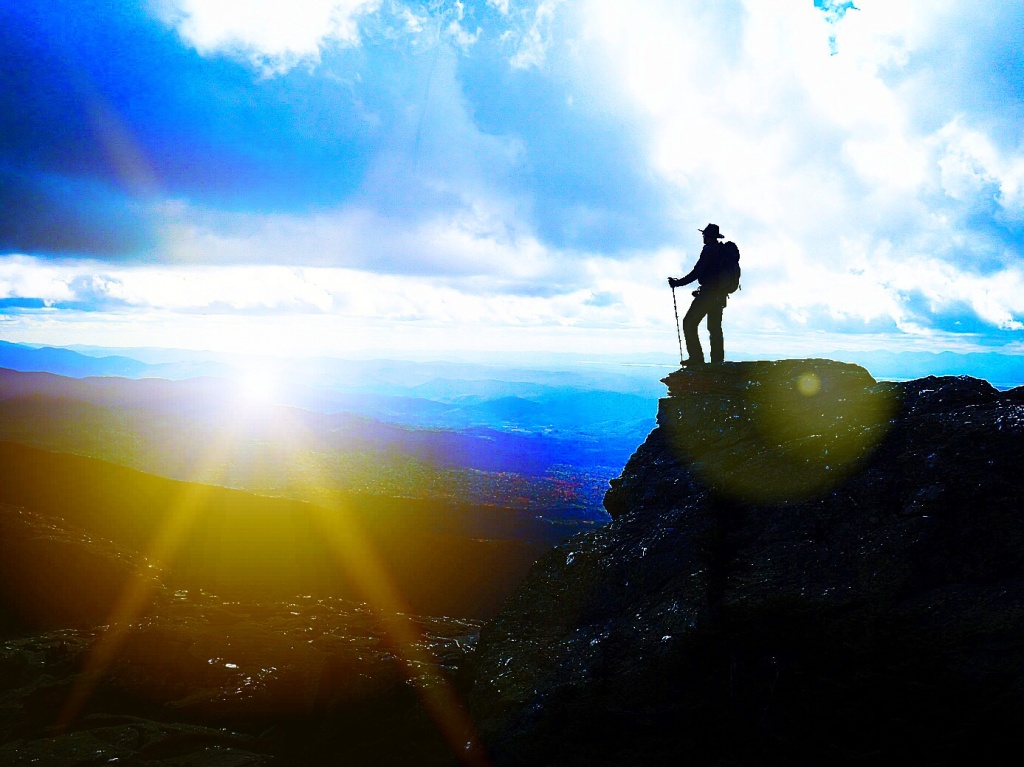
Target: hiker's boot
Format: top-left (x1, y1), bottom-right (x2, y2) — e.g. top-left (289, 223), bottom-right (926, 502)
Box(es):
top-left (681, 357), bottom-right (706, 367)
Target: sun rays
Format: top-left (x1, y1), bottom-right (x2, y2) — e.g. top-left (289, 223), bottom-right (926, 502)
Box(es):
top-left (273, 415), bottom-right (490, 764)
top-left (55, 399), bottom-right (490, 764)
top-left (51, 65), bottom-right (487, 756)
top-left (55, 427), bottom-right (242, 729)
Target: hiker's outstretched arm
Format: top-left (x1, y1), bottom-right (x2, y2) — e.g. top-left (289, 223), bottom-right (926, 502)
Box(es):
top-left (668, 269), bottom-right (697, 288)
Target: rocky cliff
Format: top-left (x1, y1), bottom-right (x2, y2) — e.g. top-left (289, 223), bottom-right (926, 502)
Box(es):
top-left (468, 359), bottom-right (1024, 766)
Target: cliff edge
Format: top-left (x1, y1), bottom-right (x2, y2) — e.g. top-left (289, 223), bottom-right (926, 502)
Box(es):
top-left (469, 359), bottom-right (1024, 765)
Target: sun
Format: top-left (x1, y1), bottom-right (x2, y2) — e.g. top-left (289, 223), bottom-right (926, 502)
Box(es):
top-left (236, 369), bottom-right (280, 404)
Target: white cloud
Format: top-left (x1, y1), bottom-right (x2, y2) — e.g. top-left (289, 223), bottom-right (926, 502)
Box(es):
top-left (0, 252), bottom-right (679, 352)
top-left (153, 198), bottom-right (559, 286)
top-left (154, 0), bottom-right (381, 72)
top-left (879, 253), bottom-right (1024, 331)
top-left (5, 240), bottom-right (1023, 359)
top-left (571, 0), bottom-right (1024, 343)
top-left (0, 257), bottom-right (336, 312)
top-left (401, 7), bottom-right (426, 33)
top-left (936, 119), bottom-right (1024, 216)
top-left (0, 256), bottom-right (77, 305)
top-left (446, 20), bottom-right (481, 50)
top-left (12, 0), bottom-right (1024, 359)
top-left (510, 0), bottom-right (564, 70)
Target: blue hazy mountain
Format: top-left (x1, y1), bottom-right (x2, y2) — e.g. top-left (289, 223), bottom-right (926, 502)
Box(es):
top-left (822, 349), bottom-right (1024, 389)
top-left (0, 340), bottom-right (155, 377)
top-left (32, 341), bottom-right (1024, 390)
top-left (0, 340), bottom-right (231, 379)
top-left (0, 341), bottom-right (662, 437)
top-left (0, 367), bottom-right (636, 517)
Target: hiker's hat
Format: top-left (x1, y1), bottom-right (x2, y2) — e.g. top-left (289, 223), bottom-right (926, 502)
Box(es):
top-left (699, 223), bottom-right (725, 239)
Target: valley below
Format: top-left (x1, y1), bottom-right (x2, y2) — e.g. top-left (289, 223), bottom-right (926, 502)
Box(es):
top-left (0, 347), bottom-right (657, 763)
top-left (0, 347), bottom-right (657, 765)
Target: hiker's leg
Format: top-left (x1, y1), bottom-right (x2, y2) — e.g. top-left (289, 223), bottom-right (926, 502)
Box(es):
top-left (708, 299), bottom-right (725, 363)
top-left (682, 295), bottom-right (708, 362)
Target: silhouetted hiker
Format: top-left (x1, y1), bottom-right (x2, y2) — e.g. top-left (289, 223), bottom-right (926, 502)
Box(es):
top-left (668, 223), bottom-right (741, 366)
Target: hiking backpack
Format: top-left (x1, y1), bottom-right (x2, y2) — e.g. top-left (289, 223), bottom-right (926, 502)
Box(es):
top-left (718, 241), bottom-right (741, 294)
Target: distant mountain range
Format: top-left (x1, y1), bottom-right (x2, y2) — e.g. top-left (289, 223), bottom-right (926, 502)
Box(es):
top-left (0, 343), bottom-right (642, 630)
top-left (0, 340), bottom-right (230, 379)
top-left (0, 367), bottom-right (633, 513)
top-left (822, 348), bottom-right (1024, 389)
top-left (5, 340), bottom-right (1016, 522)
top-left (8, 339), bottom-right (1023, 392)
top-left (0, 339), bottom-right (659, 429)
top-left (0, 342), bottom-right (665, 515)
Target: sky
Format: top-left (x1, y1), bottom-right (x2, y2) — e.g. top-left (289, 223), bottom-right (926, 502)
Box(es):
top-left (1, 0), bottom-right (1023, 362)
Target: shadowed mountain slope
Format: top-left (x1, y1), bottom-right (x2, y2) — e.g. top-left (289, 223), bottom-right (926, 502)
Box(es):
top-left (0, 441), bottom-right (558, 619)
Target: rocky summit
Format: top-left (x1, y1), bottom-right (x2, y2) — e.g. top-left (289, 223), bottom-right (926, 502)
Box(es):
top-left (468, 359), bottom-right (1024, 766)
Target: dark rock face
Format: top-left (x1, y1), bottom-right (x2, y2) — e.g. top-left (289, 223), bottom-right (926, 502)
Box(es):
top-left (469, 360), bottom-right (1024, 766)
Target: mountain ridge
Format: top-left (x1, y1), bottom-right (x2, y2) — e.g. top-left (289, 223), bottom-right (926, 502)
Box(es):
top-left (467, 359), bottom-right (1024, 765)
top-left (0, 366), bottom-right (625, 515)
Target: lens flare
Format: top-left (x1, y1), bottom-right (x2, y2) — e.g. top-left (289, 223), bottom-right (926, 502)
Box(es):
top-left (663, 360), bottom-right (897, 504)
top-left (56, 400), bottom-right (490, 765)
top-left (796, 371), bottom-right (821, 396)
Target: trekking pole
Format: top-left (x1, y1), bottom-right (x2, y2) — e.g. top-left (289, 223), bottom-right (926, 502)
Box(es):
top-left (671, 285), bottom-right (684, 366)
